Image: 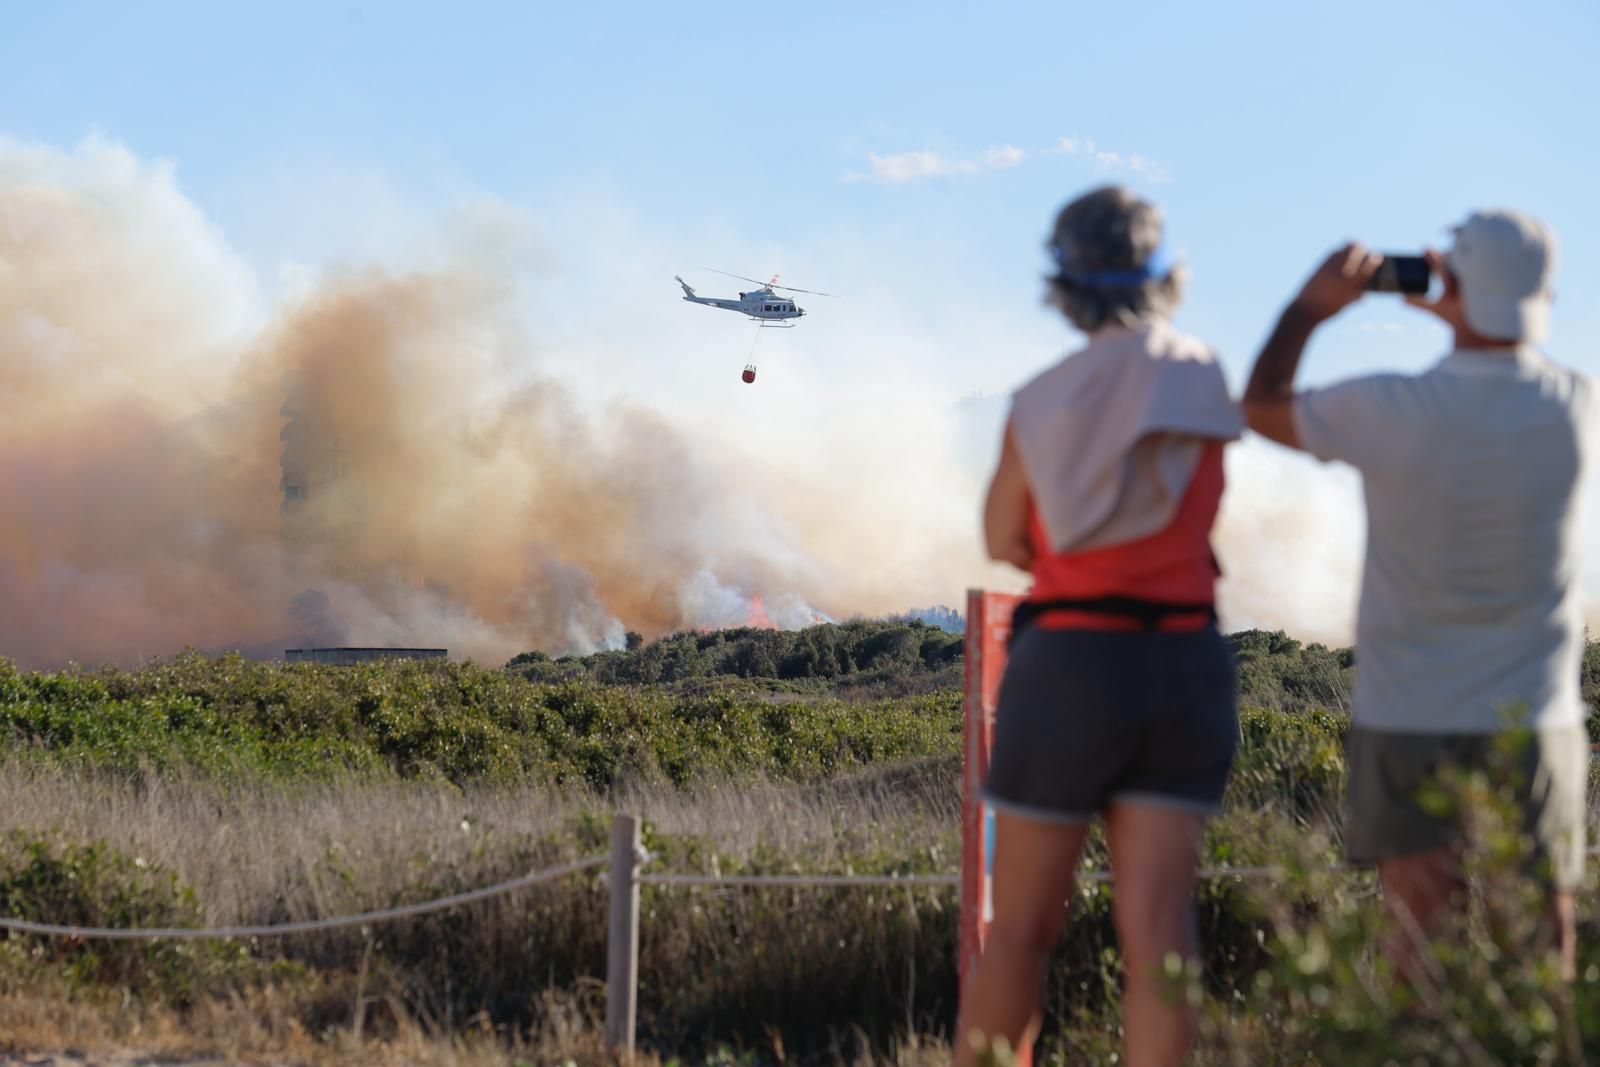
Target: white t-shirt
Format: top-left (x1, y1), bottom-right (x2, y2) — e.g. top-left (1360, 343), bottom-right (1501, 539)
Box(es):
top-left (1295, 347), bottom-right (1597, 734)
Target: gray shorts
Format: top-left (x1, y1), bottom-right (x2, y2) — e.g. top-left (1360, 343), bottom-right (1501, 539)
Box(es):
top-left (983, 626), bottom-right (1238, 822)
top-left (1345, 725), bottom-right (1591, 890)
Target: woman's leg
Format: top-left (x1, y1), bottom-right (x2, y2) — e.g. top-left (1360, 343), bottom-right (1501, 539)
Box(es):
top-left (953, 809), bottom-right (1091, 1067)
top-left (1104, 803), bottom-right (1209, 1067)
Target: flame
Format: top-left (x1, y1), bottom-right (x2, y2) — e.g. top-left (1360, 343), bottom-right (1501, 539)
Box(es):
top-left (744, 594), bottom-right (776, 630)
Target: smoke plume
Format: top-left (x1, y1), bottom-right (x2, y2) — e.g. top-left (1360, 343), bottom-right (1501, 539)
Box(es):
top-left (0, 136), bottom-right (997, 668)
top-left (3, 136), bottom-right (1591, 669)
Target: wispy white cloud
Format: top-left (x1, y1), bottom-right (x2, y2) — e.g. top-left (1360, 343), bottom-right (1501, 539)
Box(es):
top-left (846, 144), bottom-right (1028, 184)
top-left (847, 135), bottom-right (1171, 185)
top-left (1052, 136), bottom-right (1172, 183)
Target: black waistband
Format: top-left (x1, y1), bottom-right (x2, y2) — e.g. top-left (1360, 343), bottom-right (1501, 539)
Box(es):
top-left (1009, 595), bottom-right (1217, 642)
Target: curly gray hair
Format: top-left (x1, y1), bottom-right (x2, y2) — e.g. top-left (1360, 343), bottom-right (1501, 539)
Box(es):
top-left (1045, 185), bottom-right (1185, 333)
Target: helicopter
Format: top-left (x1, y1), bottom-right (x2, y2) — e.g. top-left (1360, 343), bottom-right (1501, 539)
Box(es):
top-left (675, 269), bottom-right (835, 384)
top-left (674, 269), bottom-right (832, 328)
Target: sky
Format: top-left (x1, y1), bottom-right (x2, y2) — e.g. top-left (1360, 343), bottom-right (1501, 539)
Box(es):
top-left (1, 0), bottom-right (1598, 652)
top-left (5, 0), bottom-right (1597, 393)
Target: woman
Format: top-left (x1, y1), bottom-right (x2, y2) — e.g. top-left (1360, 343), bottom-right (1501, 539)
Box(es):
top-left (954, 187), bottom-right (1240, 1067)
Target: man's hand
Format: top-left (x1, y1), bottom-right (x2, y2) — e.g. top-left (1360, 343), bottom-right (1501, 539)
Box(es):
top-left (1291, 243), bottom-right (1383, 322)
top-left (1404, 248), bottom-right (1466, 332)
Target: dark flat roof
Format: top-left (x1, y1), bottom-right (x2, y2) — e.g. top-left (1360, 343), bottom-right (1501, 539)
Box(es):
top-left (286, 647), bottom-right (447, 653)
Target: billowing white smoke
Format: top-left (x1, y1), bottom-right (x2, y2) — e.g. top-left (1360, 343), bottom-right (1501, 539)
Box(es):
top-left (0, 136), bottom-right (979, 668)
top-left (1214, 442), bottom-right (1364, 644)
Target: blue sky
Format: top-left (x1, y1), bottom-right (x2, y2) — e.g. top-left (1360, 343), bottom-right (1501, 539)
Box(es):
top-left (5, 0), bottom-right (1597, 399)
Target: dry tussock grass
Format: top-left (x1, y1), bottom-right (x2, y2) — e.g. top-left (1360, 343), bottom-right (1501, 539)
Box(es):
top-left (0, 984), bottom-right (953, 1066)
top-left (0, 981), bottom-right (622, 1065)
top-left (0, 758), bottom-right (962, 1065)
top-left (0, 757), bottom-right (958, 928)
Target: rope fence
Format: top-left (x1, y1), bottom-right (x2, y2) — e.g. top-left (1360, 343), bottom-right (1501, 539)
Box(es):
top-left (640, 872), bottom-right (959, 888)
top-left (0, 855), bottom-right (606, 941)
top-left (0, 848), bottom-right (1369, 944)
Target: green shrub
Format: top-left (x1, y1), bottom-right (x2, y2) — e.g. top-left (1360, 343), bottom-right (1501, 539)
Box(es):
top-left (0, 831), bottom-right (256, 1001)
top-left (0, 655), bottom-right (961, 787)
top-left (1227, 706), bottom-right (1348, 822)
top-left (1215, 734), bottom-right (1599, 1065)
top-left (507, 619), bottom-right (965, 688)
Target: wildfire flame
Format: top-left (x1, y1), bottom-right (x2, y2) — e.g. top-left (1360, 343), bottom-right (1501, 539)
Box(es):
top-left (744, 594), bottom-right (776, 630)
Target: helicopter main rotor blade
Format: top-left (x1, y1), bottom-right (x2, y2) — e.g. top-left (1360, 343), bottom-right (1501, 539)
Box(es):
top-left (769, 283), bottom-right (836, 298)
top-left (700, 267), bottom-right (773, 288)
top-left (699, 268), bottom-right (837, 298)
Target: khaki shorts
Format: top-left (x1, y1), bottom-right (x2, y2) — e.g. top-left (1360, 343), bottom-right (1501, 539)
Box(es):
top-left (1345, 725), bottom-right (1591, 890)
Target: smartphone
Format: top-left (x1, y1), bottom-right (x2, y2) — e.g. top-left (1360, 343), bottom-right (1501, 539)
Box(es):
top-left (1366, 254), bottom-right (1431, 295)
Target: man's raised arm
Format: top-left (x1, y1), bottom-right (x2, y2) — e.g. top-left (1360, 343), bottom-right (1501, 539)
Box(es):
top-left (1242, 243), bottom-right (1382, 451)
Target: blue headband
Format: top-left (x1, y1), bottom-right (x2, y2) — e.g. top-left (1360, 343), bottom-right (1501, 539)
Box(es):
top-left (1052, 241), bottom-right (1173, 287)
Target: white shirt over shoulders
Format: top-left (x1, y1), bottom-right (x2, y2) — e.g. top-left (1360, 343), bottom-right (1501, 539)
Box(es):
top-left (1295, 346), bottom-right (1597, 734)
top-left (1010, 321), bottom-right (1241, 555)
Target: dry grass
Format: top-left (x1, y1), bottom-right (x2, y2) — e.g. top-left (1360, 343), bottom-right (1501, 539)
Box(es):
top-left (0, 757), bottom-right (965, 1065)
top-left (0, 756), bottom-right (960, 929)
top-left (0, 976), bottom-right (633, 1066)
top-left (0, 983), bottom-right (954, 1067)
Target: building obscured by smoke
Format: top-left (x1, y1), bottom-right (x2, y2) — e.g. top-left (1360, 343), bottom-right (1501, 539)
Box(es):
top-left (895, 605), bottom-right (965, 632)
top-left (285, 646), bottom-right (446, 665)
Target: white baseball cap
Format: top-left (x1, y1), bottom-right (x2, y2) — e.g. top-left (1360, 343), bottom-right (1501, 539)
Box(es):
top-left (1445, 209), bottom-right (1556, 343)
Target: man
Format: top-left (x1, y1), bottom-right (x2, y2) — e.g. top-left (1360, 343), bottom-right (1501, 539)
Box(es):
top-left (1242, 211), bottom-right (1596, 980)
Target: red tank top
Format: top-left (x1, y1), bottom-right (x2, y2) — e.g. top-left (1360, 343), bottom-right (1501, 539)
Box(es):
top-left (1026, 441), bottom-right (1225, 632)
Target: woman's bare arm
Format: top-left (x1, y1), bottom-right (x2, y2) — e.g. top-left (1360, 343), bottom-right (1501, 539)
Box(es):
top-left (983, 421), bottom-right (1034, 572)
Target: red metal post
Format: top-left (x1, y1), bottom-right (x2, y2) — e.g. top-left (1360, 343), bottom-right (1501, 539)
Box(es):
top-left (958, 589), bottom-right (1020, 996)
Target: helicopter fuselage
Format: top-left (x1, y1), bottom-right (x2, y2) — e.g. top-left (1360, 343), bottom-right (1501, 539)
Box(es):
top-left (675, 276), bottom-right (804, 325)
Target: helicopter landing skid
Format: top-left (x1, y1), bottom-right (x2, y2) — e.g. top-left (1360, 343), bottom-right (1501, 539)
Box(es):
top-left (747, 319), bottom-right (797, 328)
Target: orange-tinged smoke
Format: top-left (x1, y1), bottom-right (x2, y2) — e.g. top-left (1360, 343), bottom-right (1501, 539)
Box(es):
top-left (0, 137), bottom-right (989, 669)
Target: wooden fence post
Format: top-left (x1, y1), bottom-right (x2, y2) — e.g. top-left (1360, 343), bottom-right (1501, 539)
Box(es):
top-left (605, 813), bottom-right (641, 1055)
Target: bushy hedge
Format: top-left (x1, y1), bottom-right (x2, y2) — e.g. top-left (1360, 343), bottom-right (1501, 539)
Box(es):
top-left (513, 621), bottom-right (1598, 722)
top-left (0, 653), bottom-right (959, 787)
top-left (509, 622), bottom-right (1363, 712)
top-left (1230, 630), bottom-right (1355, 714)
top-left (508, 619), bottom-right (965, 687)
